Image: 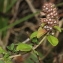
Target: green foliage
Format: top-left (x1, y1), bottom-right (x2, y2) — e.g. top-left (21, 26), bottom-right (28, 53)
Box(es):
top-left (24, 52), bottom-right (39, 63)
top-left (4, 58), bottom-right (12, 63)
top-left (47, 35), bottom-right (58, 46)
top-left (33, 50), bottom-right (39, 55)
top-left (16, 43), bottom-right (32, 51)
top-left (32, 38), bottom-right (38, 44)
top-left (0, 1), bottom-right (63, 63)
top-left (37, 51), bottom-right (44, 58)
top-left (4, 53), bottom-right (10, 59)
top-left (3, 53), bottom-right (12, 63)
top-left (54, 26), bottom-right (61, 32)
top-left (30, 52), bottom-right (39, 62)
top-left (37, 27), bottom-right (47, 38)
top-left (7, 43), bottom-right (15, 51)
top-left (0, 18), bottom-right (8, 38)
top-left (30, 31), bottom-right (38, 39)
top-left (0, 60), bottom-right (4, 63)
top-left (4, 59), bottom-right (12, 63)
top-left (0, 0), bottom-right (17, 38)
top-left (0, 47), bottom-right (6, 54)
top-left (0, 0), bottom-right (4, 12)
top-left (6, 0), bottom-right (17, 12)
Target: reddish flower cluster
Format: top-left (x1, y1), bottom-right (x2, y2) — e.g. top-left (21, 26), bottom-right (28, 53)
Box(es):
top-left (40, 2), bottom-right (59, 35)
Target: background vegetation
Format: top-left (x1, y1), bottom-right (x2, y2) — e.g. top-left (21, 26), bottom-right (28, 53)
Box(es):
top-left (0, 0), bottom-right (63, 63)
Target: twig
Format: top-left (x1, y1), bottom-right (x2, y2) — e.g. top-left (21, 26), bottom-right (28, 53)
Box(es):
top-left (0, 36), bottom-right (46, 60)
top-left (0, 54), bottom-right (21, 60)
top-left (25, 0), bottom-right (39, 22)
top-left (33, 36), bottom-right (46, 50)
top-left (23, 38), bottom-right (30, 43)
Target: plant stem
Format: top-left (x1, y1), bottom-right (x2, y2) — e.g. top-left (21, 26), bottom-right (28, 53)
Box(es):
top-left (33, 36), bottom-right (46, 50)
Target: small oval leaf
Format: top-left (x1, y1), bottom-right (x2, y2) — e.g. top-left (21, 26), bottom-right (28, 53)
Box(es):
top-left (54, 26), bottom-right (61, 32)
top-left (47, 35), bottom-right (58, 46)
top-left (30, 31), bottom-right (38, 39)
top-left (16, 43), bottom-right (32, 51)
top-left (37, 27), bottom-right (47, 38)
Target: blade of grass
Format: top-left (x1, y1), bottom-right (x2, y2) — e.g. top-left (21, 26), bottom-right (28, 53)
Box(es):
top-left (6, 0), bottom-right (17, 12)
top-left (0, 0), bottom-right (4, 12)
top-left (56, 2), bottom-right (63, 7)
top-left (0, 11), bottom-right (39, 32)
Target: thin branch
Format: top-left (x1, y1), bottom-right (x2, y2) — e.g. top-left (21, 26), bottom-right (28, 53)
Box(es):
top-left (25, 0), bottom-right (39, 22)
top-left (0, 54), bottom-right (21, 60)
top-left (33, 36), bottom-right (46, 50)
top-left (23, 38), bottom-right (30, 43)
top-left (0, 36), bottom-right (46, 60)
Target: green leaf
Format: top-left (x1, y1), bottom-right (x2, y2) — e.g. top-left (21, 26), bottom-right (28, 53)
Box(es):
top-left (7, 43), bottom-right (15, 51)
top-left (30, 31), bottom-right (38, 39)
top-left (32, 38), bottom-right (38, 44)
top-left (47, 35), bottom-right (58, 46)
top-left (0, 47), bottom-right (5, 54)
top-left (37, 27), bottom-right (47, 38)
top-left (54, 26), bottom-right (61, 32)
top-left (4, 53), bottom-right (10, 59)
top-left (3, 53), bottom-right (11, 63)
top-left (16, 43), bottom-right (32, 51)
top-left (0, 60), bottom-right (4, 63)
top-left (4, 58), bottom-right (12, 63)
